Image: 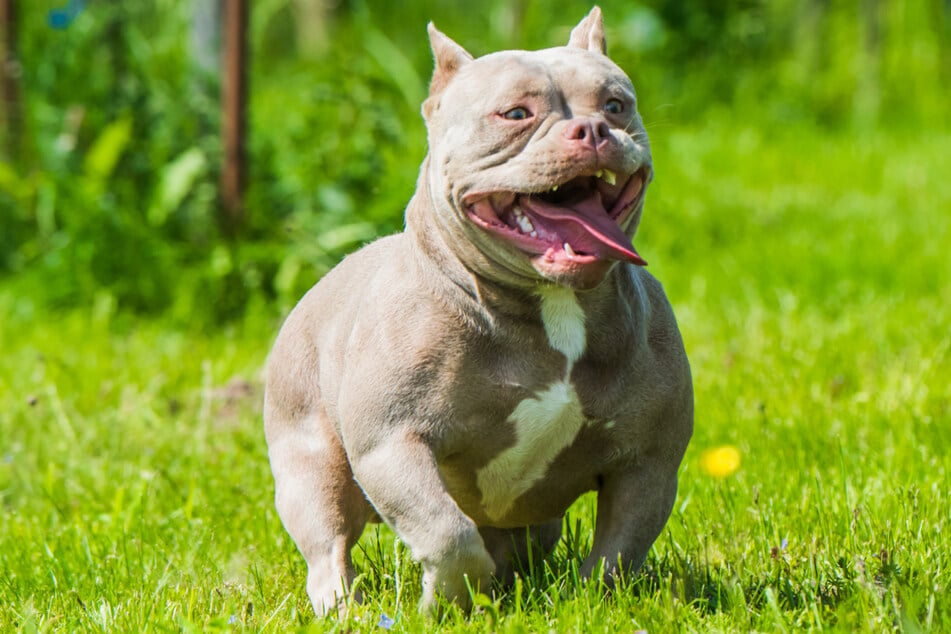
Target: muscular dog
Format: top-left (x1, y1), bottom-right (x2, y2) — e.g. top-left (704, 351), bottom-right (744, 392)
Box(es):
top-left (264, 7), bottom-right (693, 615)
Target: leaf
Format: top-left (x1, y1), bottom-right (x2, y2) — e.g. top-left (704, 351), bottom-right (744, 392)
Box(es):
top-left (147, 147), bottom-right (208, 226)
top-left (273, 255), bottom-right (303, 297)
top-left (315, 222), bottom-right (378, 252)
top-left (209, 245), bottom-right (233, 278)
top-left (83, 116), bottom-right (133, 180)
top-left (363, 27), bottom-right (425, 112)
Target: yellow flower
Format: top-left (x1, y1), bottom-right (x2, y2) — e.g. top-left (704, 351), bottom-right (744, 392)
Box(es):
top-left (700, 445), bottom-right (741, 478)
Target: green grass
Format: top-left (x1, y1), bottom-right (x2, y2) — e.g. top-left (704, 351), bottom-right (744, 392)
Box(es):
top-left (1, 118), bottom-right (949, 632)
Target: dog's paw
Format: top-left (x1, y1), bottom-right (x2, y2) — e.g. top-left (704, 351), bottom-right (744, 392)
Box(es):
top-left (307, 574), bottom-right (351, 618)
top-left (419, 533), bottom-right (496, 614)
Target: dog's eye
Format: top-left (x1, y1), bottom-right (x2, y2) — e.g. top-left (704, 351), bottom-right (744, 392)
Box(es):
top-left (605, 99), bottom-right (624, 115)
top-left (502, 107), bottom-right (531, 121)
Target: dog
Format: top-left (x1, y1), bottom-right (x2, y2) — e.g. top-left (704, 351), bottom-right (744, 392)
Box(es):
top-left (264, 6), bottom-right (693, 615)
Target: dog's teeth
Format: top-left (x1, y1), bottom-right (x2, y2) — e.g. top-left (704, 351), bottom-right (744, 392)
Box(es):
top-left (513, 205), bottom-right (523, 218)
top-left (564, 242), bottom-right (576, 257)
top-left (551, 185), bottom-right (558, 192)
top-left (516, 215), bottom-right (535, 234)
top-left (595, 170), bottom-right (604, 179)
top-left (530, 230), bottom-right (538, 238)
top-left (601, 169), bottom-right (617, 185)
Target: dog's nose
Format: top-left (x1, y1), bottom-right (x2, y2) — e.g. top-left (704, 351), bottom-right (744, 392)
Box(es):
top-left (562, 118), bottom-right (612, 151)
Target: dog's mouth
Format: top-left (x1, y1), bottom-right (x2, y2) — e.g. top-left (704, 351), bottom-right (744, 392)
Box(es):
top-left (464, 166), bottom-right (649, 268)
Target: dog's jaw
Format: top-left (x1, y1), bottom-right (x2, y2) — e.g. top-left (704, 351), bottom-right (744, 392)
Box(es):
top-left (463, 165), bottom-right (649, 288)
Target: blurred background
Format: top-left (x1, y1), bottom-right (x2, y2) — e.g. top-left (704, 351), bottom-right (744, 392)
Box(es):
top-left (0, 0), bottom-right (948, 327)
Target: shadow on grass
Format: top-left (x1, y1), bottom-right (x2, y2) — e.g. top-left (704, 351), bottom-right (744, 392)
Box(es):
top-left (348, 516), bottom-right (926, 629)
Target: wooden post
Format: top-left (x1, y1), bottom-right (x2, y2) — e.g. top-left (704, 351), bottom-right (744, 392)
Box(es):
top-left (221, 0), bottom-right (248, 233)
top-left (0, 0), bottom-right (20, 160)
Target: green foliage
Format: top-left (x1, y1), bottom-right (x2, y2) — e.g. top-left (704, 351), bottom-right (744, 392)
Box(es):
top-left (2, 1), bottom-right (220, 314)
top-left (1, 1), bottom-right (949, 322)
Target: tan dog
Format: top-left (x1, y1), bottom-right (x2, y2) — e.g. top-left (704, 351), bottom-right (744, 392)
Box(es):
top-left (264, 7), bottom-right (693, 615)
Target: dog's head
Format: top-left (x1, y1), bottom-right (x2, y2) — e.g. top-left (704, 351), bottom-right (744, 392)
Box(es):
top-left (417, 7), bottom-right (653, 291)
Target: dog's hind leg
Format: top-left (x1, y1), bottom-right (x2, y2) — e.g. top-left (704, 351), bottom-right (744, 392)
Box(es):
top-left (479, 520), bottom-right (562, 584)
top-left (266, 406), bottom-right (371, 616)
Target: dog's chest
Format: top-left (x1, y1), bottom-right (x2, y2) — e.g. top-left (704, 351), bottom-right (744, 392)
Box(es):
top-left (475, 286), bottom-right (597, 521)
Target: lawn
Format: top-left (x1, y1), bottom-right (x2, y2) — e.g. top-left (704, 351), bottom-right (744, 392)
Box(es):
top-left (1, 117), bottom-right (948, 632)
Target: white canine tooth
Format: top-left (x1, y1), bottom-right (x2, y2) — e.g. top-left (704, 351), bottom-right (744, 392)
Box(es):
top-left (552, 185), bottom-right (559, 192)
top-left (602, 169), bottom-right (617, 185)
top-left (564, 242), bottom-right (576, 257)
top-left (530, 230), bottom-right (538, 238)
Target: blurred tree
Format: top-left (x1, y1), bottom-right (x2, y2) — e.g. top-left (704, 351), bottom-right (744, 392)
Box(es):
top-left (221, 0), bottom-right (248, 234)
top-left (0, 0), bottom-right (20, 160)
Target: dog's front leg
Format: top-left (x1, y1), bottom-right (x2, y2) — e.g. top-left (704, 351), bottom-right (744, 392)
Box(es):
top-left (349, 429), bottom-right (496, 612)
top-left (582, 453), bottom-right (680, 583)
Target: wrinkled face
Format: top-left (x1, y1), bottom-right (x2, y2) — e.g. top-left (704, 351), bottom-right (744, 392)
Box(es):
top-left (426, 47), bottom-right (652, 290)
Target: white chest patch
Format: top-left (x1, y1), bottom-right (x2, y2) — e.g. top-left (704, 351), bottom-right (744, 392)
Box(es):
top-left (476, 380), bottom-right (586, 520)
top-left (538, 285), bottom-right (586, 368)
top-left (476, 287), bottom-right (589, 521)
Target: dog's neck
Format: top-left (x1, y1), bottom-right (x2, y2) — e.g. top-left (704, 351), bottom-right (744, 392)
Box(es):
top-left (405, 173), bottom-right (529, 329)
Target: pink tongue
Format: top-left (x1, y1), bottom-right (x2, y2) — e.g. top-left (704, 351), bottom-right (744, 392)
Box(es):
top-left (521, 192), bottom-right (646, 265)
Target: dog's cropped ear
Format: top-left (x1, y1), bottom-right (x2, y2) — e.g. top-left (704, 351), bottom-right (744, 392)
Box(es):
top-left (423, 23), bottom-right (473, 119)
top-left (567, 6), bottom-right (607, 55)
